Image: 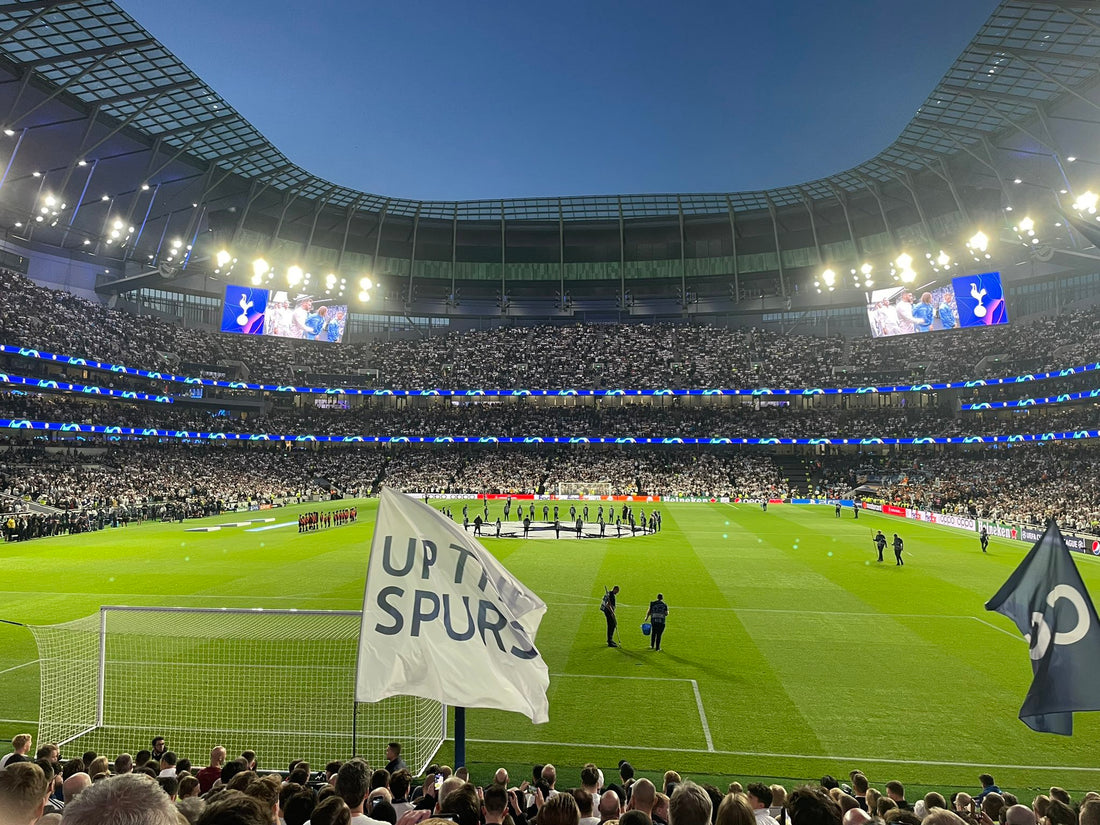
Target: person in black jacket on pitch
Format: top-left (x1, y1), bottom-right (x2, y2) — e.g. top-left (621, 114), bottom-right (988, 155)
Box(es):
top-left (601, 586), bottom-right (620, 647)
top-left (644, 593), bottom-right (669, 651)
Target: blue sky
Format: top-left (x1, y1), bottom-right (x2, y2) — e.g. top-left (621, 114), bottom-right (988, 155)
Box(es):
top-left (122, 0), bottom-right (996, 201)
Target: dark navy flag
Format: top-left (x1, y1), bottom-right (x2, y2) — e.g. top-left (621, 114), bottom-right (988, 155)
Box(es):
top-left (985, 521), bottom-right (1100, 735)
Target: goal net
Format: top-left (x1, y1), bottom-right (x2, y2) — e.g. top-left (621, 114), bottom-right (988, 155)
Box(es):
top-left (555, 482), bottom-right (612, 498)
top-left (28, 607), bottom-right (445, 773)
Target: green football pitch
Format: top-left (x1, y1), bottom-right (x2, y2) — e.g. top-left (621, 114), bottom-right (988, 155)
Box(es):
top-left (2, 498), bottom-right (1099, 796)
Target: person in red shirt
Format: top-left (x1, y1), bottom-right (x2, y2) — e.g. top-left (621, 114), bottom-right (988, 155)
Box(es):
top-left (196, 745), bottom-right (226, 794)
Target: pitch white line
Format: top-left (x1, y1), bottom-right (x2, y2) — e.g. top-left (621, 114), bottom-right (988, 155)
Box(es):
top-left (543, 601), bottom-right (990, 622)
top-left (461, 736), bottom-right (1100, 772)
top-left (552, 672), bottom-right (713, 752)
top-left (551, 672), bottom-right (695, 683)
top-left (0, 660), bottom-right (37, 676)
top-left (0, 718), bottom-right (38, 725)
top-left (690, 680), bottom-right (714, 752)
top-left (972, 616), bottom-right (1023, 640)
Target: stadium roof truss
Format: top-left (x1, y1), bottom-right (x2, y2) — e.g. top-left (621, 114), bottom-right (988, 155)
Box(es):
top-left (0, 0), bottom-right (1098, 307)
top-left (0, 0), bottom-right (1096, 220)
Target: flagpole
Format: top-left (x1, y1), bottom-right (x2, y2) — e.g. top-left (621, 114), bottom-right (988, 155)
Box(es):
top-left (454, 706), bottom-right (466, 768)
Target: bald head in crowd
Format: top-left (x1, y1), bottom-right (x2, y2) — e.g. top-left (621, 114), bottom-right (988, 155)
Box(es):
top-left (599, 790), bottom-right (623, 822)
top-left (1006, 805), bottom-right (1038, 825)
top-left (63, 771), bottom-right (92, 803)
top-left (630, 779), bottom-right (657, 814)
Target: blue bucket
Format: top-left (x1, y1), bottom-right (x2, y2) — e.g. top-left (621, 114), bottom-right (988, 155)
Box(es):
top-left (641, 622), bottom-right (652, 636)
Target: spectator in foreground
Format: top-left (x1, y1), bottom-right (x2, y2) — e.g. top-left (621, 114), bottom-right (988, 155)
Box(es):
top-left (541, 793), bottom-right (582, 825)
top-left (717, 794), bottom-right (755, 825)
top-left (669, 782), bottom-right (712, 825)
top-left (0, 762), bottom-right (49, 825)
top-left (787, 786), bottom-right (842, 825)
top-left (60, 773), bottom-right (178, 825)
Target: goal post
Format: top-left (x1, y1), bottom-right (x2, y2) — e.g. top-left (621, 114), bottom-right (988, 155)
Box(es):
top-left (555, 481), bottom-right (613, 498)
top-left (28, 606), bottom-right (445, 773)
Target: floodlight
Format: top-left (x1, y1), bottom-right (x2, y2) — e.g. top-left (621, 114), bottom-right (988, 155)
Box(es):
top-left (936, 250), bottom-right (951, 267)
top-left (251, 273), bottom-right (263, 285)
top-left (968, 231), bottom-right (989, 252)
top-left (43, 194), bottom-right (56, 207)
top-left (141, 183), bottom-right (150, 191)
top-left (325, 273), bottom-right (337, 287)
top-left (900, 268), bottom-right (916, 283)
top-left (359, 276), bottom-right (372, 290)
top-left (1067, 156), bottom-right (1077, 162)
top-left (822, 268), bottom-right (836, 287)
top-left (860, 262), bottom-right (872, 275)
top-left (2, 129), bottom-right (13, 136)
top-left (113, 219), bottom-right (123, 230)
top-left (1073, 191), bottom-right (1098, 214)
top-left (895, 253), bottom-right (913, 270)
top-left (359, 291), bottom-right (370, 302)
top-left (171, 238), bottom-right (182, 249)
top-left (1018, 216), bottom-right (1035, 233)
top-left (215, 250), bottom-right (231, 268)
top-left (252, 258), bottom-right (270, 277)
top-left (287, 265), bottom-right (304, 287)
top-left (101, 194), bottom-right (109, 201)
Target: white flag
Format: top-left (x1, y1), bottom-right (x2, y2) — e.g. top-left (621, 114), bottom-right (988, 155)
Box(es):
top-left (356, 487), bottom-right (550, 724)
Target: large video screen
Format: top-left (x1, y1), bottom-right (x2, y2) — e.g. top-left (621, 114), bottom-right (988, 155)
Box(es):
top-left (866, 271), bottom-right (1008, 339)
top-left (220, 286), bottom-right (348, 343)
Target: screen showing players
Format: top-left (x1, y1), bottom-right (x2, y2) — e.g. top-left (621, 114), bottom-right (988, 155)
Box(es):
top-left (220, 286), bottom-right (348, 343)
top-left (866, 271), bottom-right (1008, 339)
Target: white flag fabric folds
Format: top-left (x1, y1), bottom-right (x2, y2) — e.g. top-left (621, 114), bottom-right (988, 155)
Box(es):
top-left (356, 487), bottom-right (550, 724)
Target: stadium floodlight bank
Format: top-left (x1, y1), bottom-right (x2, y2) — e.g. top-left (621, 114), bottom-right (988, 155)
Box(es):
top-left (28, 606), bottom-right (445, 773)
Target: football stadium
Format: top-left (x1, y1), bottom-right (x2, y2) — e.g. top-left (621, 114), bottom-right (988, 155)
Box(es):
top-left (3, 0), bottom-right (1100, 822)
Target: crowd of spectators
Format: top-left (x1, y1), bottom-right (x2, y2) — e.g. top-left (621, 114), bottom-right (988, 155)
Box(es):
top-left (2, 391), bottom-right (1099, 442)
top-left (4, 270), bottom-right (1100, 390)
top-left (0, 439), bottom-right (1098, 536)
top-left (0, 734), bottom-right (1095, 825)
top-left (873, 448), bottom-right (1100, 531)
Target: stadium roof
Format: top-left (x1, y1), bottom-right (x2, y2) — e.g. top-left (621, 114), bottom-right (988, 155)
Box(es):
top-left (0, 0), bottom-right (1097, 220)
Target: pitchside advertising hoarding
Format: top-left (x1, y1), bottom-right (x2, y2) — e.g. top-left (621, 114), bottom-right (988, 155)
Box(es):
top-left (220, 284), bottom-right (348, 343)
top-left (866, 271), bottom-right (1008, 339)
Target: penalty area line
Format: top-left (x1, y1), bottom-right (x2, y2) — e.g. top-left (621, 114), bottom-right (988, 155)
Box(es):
top-left (549, 672), bottom-right (713, 751)
top-left (972, 615), bottom-right (1023, 641)
top-left (691, 679), bottom-right (715, 752)
top-left (0, 659), bottom-right (37, 676)
top-left (460, 737), bottom-right (1100, 772)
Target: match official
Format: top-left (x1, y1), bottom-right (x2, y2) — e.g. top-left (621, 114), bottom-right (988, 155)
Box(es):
top-left (644, 593), bottom-right (669, 651)
top-left (980, 526), bottom-right (989, 553)
top-left (893, 533), bottom-right (904, 566)
top-left (601, 586), bottom-right (620, 648)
